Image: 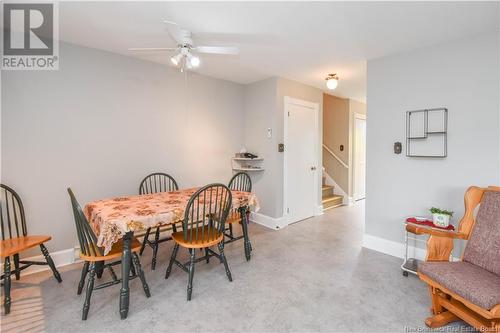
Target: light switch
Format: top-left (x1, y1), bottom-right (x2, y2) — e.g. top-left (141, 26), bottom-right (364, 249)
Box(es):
top-left (267, 128), bottom-right (272, 138)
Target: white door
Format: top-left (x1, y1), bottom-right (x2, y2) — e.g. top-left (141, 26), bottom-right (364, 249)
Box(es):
top-left (354, 116), bottom-right (366, 200)
top-left (286, 98), bottom-right (318, 224)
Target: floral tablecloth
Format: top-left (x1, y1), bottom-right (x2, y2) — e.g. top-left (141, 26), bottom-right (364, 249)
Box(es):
top-left (84, 188), bottom-right (260, 255)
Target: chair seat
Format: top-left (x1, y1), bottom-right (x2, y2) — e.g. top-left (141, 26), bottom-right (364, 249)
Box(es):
top-left (419, 261), bottom-right (500, 310)
top-left (172, 226), bottom-right (223, 249)
top-left (0, 235), bottom-right (52, 258)
top-left (79, 237), bottom-right (142, 262)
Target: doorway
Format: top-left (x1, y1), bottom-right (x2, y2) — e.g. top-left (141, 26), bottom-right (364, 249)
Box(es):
top-left (284, 97), bottom-right (320, 225)
top-left (353, 114), bottom-right (366, 201)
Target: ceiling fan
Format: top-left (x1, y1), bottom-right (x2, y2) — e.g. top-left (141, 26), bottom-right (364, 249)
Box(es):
top-left (128, 21), bottom-right (240, 70)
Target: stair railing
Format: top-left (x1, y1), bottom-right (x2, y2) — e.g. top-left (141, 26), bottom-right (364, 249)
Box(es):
top-left (322, 144), bottom-right (348, 169)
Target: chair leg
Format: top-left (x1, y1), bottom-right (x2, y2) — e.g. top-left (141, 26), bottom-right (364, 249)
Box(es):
top-left (82, 262), bottom-right (96, 320)
top-left (132, 253), bottom-right (150, 298)
top-left (151, 227), bottom-right (160, 270)
top-left (108, 265), bottom-right (118, 281)
top-left (3, 257), bottom-right (11, 315)
top-left (95, 261), bottom-right (104, 279)
top-left (205, 248), bottom-right (210, 264)
top-left (165, 243), bottom-right (179, 279)
top-left (77, 261), bottom-right (89, 295)
top-left (218, 243), bottom-right (232, 282)
top-left (40, 244), bottom-right (62, 282)
top-left (130, 256), bottom-right (136, 277)
top-left (229, 223), bottom-right (234, 238)
top-left (187, 249), bottom-right (196, 301)
top-left (239, 211), bottom-right (252, 260)
top-left (139, 227), bottom-right (151, 255)
top-left (13, 254), bottom-right (20, 280)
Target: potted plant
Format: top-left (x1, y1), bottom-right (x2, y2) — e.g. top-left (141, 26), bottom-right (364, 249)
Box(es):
top-left (430, 207), bottom-right (453, 227)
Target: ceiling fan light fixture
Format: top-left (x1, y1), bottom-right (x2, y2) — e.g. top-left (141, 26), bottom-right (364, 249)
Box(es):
top-left (326, 73), bottom-right (339, 90)
top-left (189, 55), bottom-right (200, 68)
top-left (170, 53), bottom-right (183, 66)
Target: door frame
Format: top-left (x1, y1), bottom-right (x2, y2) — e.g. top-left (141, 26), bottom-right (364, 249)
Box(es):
top-left (352, 113), bottom-right (367, 201)
top-left (283, 96), bottom-right (320, 226)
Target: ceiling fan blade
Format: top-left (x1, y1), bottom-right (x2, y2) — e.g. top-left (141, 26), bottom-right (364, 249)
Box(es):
top-left (163, 20), bottom-right (185, 45)
top-left (128, 47), bottom-right (177, 52)
top-left (196, 46), bottom-right (239, 55)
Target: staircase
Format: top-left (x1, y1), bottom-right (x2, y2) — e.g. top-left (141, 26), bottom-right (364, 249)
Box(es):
top-left (322, 185), bottom-right (343, 210)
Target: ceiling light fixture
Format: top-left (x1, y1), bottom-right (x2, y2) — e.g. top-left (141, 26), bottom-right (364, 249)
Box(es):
top-left (325, 73), bottom-right (339, 90)
top-left (170, 53), bottom-right (183, 66)
top-left (187, 53), bottom-right (200, 67)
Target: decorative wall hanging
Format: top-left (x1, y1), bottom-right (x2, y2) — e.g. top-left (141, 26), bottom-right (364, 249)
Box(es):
top-left (406, 108), bottom-right (447, 158)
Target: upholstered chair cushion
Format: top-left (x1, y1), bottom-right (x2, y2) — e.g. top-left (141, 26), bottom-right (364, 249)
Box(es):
top-left (462, 190), bottom-right (500, 275)
top-left (419, 261), bottom-right (500, 309)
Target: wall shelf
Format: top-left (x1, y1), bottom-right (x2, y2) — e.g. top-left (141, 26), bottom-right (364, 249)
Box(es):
top-left (232, 157), bottom-right (264, 161)
top-left (233, 167), bottom-right (265, 172)
top-left (231, 155), bottom-right (264, 172)
top-left (406, 108), bottom-right (448, 158)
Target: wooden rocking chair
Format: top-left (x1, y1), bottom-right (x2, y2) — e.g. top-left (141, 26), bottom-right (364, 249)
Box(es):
top-left (417, 186), bottom-right (500, 332)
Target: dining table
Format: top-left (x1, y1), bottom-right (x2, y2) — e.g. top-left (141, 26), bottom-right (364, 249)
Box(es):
top-left (83, 187), bottom-right (260, 319)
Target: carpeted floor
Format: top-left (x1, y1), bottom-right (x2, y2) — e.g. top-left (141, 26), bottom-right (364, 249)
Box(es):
top-left (0, 202), bottom-right (472, 332)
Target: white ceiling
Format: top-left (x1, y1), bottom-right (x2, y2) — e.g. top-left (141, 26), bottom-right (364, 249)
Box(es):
top-left (59, 1), bottom-right (499, 102)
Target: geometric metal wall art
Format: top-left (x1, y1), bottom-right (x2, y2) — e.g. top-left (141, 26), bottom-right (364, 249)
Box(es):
top-left (406, 108), bottom-right (448, 157)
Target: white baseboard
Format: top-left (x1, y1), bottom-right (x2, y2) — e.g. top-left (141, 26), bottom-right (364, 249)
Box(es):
top-left (250, 212), bottom-right (286, 230)
top-left (362, 234), bottom-right (459, 261)
top-left (315, 205), bottom-right (324, 216)
top-left (362, 233), bottom-right (427, 260)
top-left (1, 247), bottom-right (80, 277)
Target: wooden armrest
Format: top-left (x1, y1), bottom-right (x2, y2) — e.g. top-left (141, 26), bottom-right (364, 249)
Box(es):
top-left (406, 224), bottom-right (468, 239)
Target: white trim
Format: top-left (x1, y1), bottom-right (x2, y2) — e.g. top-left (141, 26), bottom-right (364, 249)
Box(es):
top-left (362, 234), bottom-right (459, 261)
top-left (249, 212), bottom-right (287, 230)
top-left (0, 247), bottom-right (80, 277)
top-left (283, 96), bottom-right (320, 227)
top-left (362, 233), bottom-right (419, 259)
top-left (315, 205), bottom-right (324, 216)
top-left (352, 113), bottom-right (367, 201)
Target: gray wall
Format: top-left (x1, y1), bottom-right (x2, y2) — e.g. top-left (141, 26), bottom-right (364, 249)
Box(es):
top-left (2, 42), bottom-right (244, 252)
top-left (243, 77), bottom-right (323, 218)
top-left (366, 32), bottom-right (500, 245)
top-left (243, 78), bottom-right (279, 217)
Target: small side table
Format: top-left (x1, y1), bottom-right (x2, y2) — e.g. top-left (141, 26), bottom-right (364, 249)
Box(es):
top-left (401, 220), bottom-right (426, 276)
top-left (401, 218), bottom-right (455, 277)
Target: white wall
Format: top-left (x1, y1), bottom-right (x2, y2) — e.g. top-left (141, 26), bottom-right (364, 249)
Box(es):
top-left (365, 32), bottom-right (499, 252)
top-left (1, 42), bottom-right (244, 252)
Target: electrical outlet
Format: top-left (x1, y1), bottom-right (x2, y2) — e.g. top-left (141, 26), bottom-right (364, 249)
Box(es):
top-left (267, 128), bottom-right (272, 138)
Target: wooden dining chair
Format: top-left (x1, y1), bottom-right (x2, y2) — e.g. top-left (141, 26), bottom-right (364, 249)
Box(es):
top-left (0, 184), bottom-right (62, 315)
top-left (165, 184), bottom-right (233, 301)
top-left (138, 172), bottom-right (179, 270)
top-left (225, 172), bottom-right (252, 245)
top-left (67, 188), bottom-right (150, 320)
